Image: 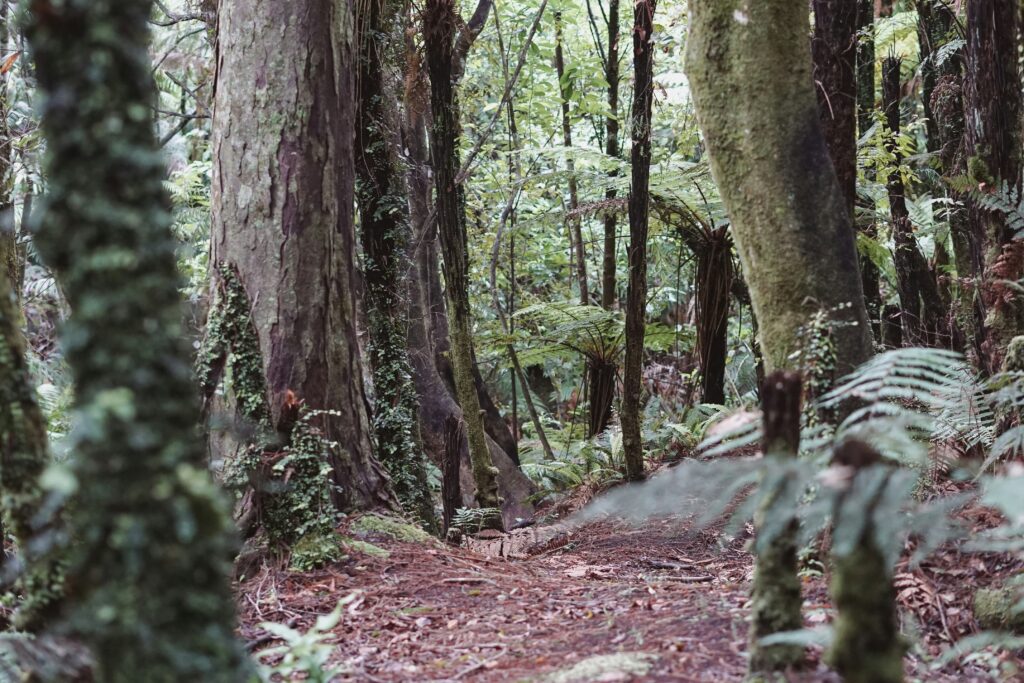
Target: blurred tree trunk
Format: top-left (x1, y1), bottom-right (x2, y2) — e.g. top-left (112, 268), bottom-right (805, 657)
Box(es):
top-left (25, 0), bottom-right (248, 677)
top-left (687, 0), bottom-right (874, 375)
top-left (355, 0), bottom-right (436, 530)
top-left (620, 0), bottom-right (656, 483)
top-left (965, 0), bottom-right (1024, 373)
top-left (424, 0), bottom-right (502, 519)
top-left (208, 0), bottom-right (396, 511)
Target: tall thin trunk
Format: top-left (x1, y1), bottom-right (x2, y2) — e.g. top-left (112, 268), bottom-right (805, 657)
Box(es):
top-left (25, 0), bottom-right (248, 677)
top-left (687, 0), bottom-right (874, 375)
top-left (601, 0), bottom-right (620, 310)
top-left (695, 229), bottom-right (732, 405)
top-left (355, 0), bottom-right (436, 530)
top-left (620, 0), bottom-right (656, 483)
top-left (555, 12), bottom-right (588, 304)
top-left (856, 0), bottom-right (883, 337)
top-left (424, 0), bottom-right (502, 518)
top-left (208, 0), bottom-right (395, 512)
top-left (0, 2), bottom-right (17, 297)
top-left (965, 0), bottom-right (1024, 372)
top-left (882, 57), bottom-right (946, 347)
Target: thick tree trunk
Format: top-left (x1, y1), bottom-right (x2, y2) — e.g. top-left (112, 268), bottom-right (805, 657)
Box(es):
top-left (555, 12), bottom-right (589, 305)
top-left (210, 0), bottom-right (395, 511)
top-left (424, 0), bottom-right (501, 518)
top-left (965, 1), bottom-right (1024, 372)
top-left (620, 0), bottom-right (656, 483)
top-left (26, 0), bottom-right (248, 677)
top-left (355, 0), bottom-right (436, 530)
top-left (687, 0), bottom-right (874, 374)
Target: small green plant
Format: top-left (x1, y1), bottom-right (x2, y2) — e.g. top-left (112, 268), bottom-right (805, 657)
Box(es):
top-left (256, 593), bottom-right (359, 682)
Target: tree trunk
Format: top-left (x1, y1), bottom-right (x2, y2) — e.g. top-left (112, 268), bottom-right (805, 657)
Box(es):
top-left (356, 0), bottom-right (436, 530)
top-left (601, 0), bottom-right (621, 311)
top-left (402, 39), bottom-right (534, 526)
top-left (696, 229), bottom-right (732, 405)
top-left (856, 0), bottom-right (883, 337)
top-left (209, 0), bottom-right (395, 512)
top-left (749, 371), bottom-right (805, 675)
top-left (687, 0), bottom-right (874, 375)
top-left (965, 0), bottom-right (1024, 373)
top-left (620, 0), bottom-right (656, 483)
top-left (26, 0), bottom-right (248, 677)
top-left (424, 0), bottom-right (502, 518)
top-left (555, 12), bottom-right (589, 305)
top-left (812, 0), bottom-right (858, 219)
top-left (882, 57), bottom-right (946, 347)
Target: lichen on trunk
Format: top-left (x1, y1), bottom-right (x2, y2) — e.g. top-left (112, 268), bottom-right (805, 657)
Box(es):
top-left (686, 0), bottom-right (873, 375)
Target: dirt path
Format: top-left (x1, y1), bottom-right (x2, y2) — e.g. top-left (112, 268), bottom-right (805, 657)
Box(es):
top-left (237, 514), bottom-right (1015, 682)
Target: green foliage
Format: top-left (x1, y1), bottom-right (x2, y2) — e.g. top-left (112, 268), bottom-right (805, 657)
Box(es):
top-left (351, 512), bottom-right (435, 544)
top-left (256, 594), bottom-right (360, 682)
top-left (289, 530), bottom-right (346, 572)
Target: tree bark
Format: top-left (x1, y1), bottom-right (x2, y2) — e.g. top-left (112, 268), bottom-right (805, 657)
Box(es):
top-left (356, 0), bottom-right (436, 530)
top-left (965, 0), bottom-right (1024, 373)
top-left (424, 0), bottom-right (502, 518)
top-left (856, 0), bottom-right (883, 337)
top-left (26, 0), bottom-right (248, 677)
top-left (812, 0), bottom-right (858, 219)
top-left (882, 57), bottom-right (946, 347)
top-left (749, 371), bottom-right (805, 675)
top-left (695, 228), bottom-right (732, 405)
top-left (555, 12), bottom-right (589, 305)
top-left (209, 0), bottom-right (395, 511)
top-left (601, 0), bottom-right (621, 311)
top-left (687, 0), bottom-right (874, 374)
top-left (620, 0), bottom-right (656, 483)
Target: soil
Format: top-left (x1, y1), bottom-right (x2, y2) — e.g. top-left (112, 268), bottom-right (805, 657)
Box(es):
top-left (236, 501), bottom-right (1023, 682)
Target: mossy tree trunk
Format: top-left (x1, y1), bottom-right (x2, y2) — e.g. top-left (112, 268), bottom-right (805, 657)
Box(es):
top-left (209, 0), bottom-right (396, 513)
top-left (402, 39), bottom-right (534, 525)
top-left (964, 1), bottom-right (1024, 373)
top-left (25, 0), bottom-right (248, 678)
top-left (686, 0), bottom-right (874, 375)
top-left (827, 440), bottom-right (904, 683)
top-left (424, 0), bottom-right (502, 517)
top-left (748, 371), bottom-right (805, 676)
top-left (355, 0), bottom-right (436, 531)
top-left (620, 0), bottom-right (656, 483)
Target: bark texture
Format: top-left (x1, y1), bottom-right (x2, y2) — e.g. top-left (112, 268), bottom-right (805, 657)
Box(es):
top-left (964, 0), bottom-right (1024, 373)
top-left (620, 0), bottom-right (656, 483)
top-left (686, 0), bottom-right (873, 374)
top-left (424, 0), bottom-right (502, 516)
top-left (210, 0), bottom-right (394, 511)
top-left (600, 0), bottom-right (620, 311)
top-left (856, 0), bottom-right (882, 335)
top-left (26, 0), bottom-right (248, 677)
top-left (355, 0), bottom-right (436, 530)
top-left (748, 371), bottom-right (805, 675)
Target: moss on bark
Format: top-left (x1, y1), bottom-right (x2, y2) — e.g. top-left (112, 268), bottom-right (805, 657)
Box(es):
top-left (686, 0), bottom-right (873, 374)
top-left (25, 0), bottom-right (249, 678)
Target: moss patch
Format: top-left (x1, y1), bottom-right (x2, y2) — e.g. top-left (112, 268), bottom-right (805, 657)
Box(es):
top-left (290, 530), bottom-right (346, 572)
top-left (543, 652), bottom-right (657, 683)
top-left (351, 513), bottom-right (435, 544)
top-left (345, 539), bottom-right (390, 558)
top-left (974, 586), bottom-right (1024, 633)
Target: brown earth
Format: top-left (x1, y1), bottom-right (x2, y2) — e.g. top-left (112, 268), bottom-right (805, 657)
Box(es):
top-left (237, 505), bottom-right (1023, 682)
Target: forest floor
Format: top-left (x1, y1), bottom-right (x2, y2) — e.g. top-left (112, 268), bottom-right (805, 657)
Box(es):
top-left (237, 491), bottom-right (1022, 682)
